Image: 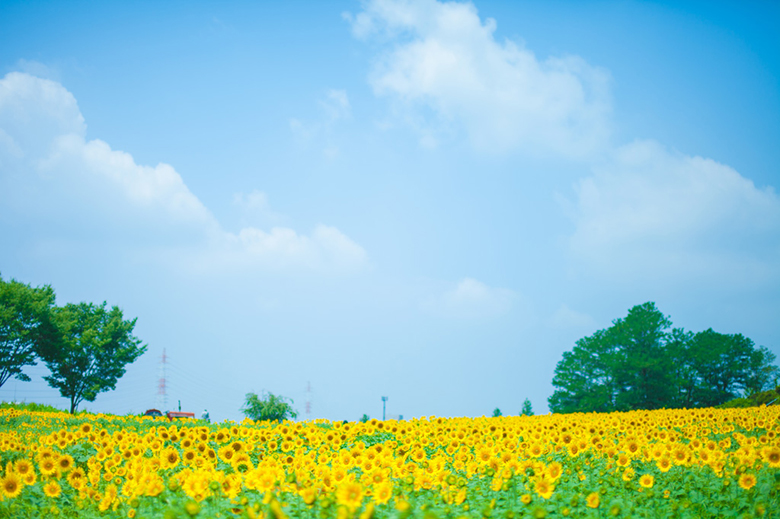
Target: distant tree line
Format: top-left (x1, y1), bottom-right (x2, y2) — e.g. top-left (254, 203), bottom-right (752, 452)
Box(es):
top-left (0, 274), bottom-right (146, 413)
top-left (549, 302), bottom-right (778, 414)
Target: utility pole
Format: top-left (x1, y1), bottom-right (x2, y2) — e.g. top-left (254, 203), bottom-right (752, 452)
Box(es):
top-left (381, 396), bottom-right (388, 421)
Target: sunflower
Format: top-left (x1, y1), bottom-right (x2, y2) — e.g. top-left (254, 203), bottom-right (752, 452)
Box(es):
top-left (39, 457), bottom-right (58, 477)
top-left (366, 468), bottom-right (386, 486)
top-left (656, 456), bottom-right (672, 473)
top-left (22, 471), bottom-right (37, 486)
top-left (546, 461), bottom-right (563, 481)
top-left (763, 446), bottom-right (780, 468)
top-left (336, 481), bottom-right (364, 511)
top-left (672, 447), bottom-right (689, 465)
top-left (534, 477), bottom-right (555, 500)
top-left (373, 482), bottom-right (393, 505)
top-left (528, 443), bottom-right (544, 458)
top-left (13, 459), bottom-right (34, 477)
top-left (232, 453), bottom-right (253, 472)
top-left (221, 474), bottom-right (242, 499)
top-left (256, 472), bottom-right (276, 493)
top-left (300, 486), bottom-right (317, 506)
top-left (43, 480), bottom-right (62, 498)
top-left (66, 467), bottom-right (85, 487)
top-left (586, 492), bottom-right (600, 509)
top-left (412, 448), bottom-right (428, 463)
top-left (57, 454), bottom-right (74, 473)
top-left (738, 473), bottom-right (756, 491)
top-left (1, 472), bottom-right (23, 499)
top-left (625, 440), bottom-right (640, 455)
top-left (639, 474), bottom-right (654, 488)
top-left (218, 445), bottom-right (236, 463)
top-left (160, 447), bottom-right (180, 469)
top-left (182, 449), bottom-right (197, 465)
top-left (332, 466), bottom-right (348, 484)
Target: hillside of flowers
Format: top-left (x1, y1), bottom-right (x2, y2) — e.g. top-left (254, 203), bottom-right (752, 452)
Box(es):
top-left (1, 406), bottom-right (778, 518)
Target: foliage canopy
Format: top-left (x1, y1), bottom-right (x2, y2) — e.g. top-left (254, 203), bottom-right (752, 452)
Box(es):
top-left (37, 302), bottom-right (146, 413)
top-left (549, 302), bottom-right (778, 413)
top-left (242, 391), bottom-right (298, 422)
top-left (0, 275), bottom-right (56, 388)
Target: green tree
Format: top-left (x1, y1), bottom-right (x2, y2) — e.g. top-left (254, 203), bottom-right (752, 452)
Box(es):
top-left (521, 398), bottom-right (533, 416)
top-left (549, 302), bottom-right (779, 413)
top-left (360, 414), bottom-right (370, 423)
top-left (549, 303), bottom-right (673, 413)
top-left (242, 391), bottom-right (298, 422)
top-left (548, 328), bottom-right (620, 414)
top-left (671, 328), bottom-right (779, 408)
top-left (38, 302), bottom-right (146, 413)
top-left (0, 275), bottom-right (56, 388)
top-left (609, 303), bottom-right (676, 411)
top-left (492, 408), bottom-right (502, 417)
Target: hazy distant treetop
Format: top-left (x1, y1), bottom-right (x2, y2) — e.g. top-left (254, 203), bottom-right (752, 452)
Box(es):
top-left (242, 391), bottom-right (298, 422)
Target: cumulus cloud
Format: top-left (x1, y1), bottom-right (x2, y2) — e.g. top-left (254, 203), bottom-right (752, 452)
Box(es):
top-left (345, 0), bottom-right (611, 156)
top-left (233, 190), bottom-right (285, 228)
top-left (421, 277), bottom-right (516, 320)
top-left (12, 59), bottom-right (60, 81)
top-left (0, 72), bottom-right (367, 273)
top-left (321, 89), bottom-right (351, 121)
top-left (564, 140), bottom-right (780, 286)
top-left (290, 89), bottom-right (351, 158)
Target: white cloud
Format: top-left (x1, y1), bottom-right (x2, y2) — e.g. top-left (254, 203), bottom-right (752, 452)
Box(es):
top-left (321, 89), bottom-right (351, 121)
top-left (0, 72), bottom-right (367, 273)
top-left (548, 304), bottom-right (594, 329)
top-left (233, 189), bottom-right (271, 213)
top-left (233, 190), bottom-right (284, 227)
top-left (180, 224), bottom-right (368, 273)
top-left (12, 59), bottom-right (60, 81)
top-left (564, 140), bottom-right (780, 285)
top-left (0, 72), bottom-right (85, 163)
top-left (290, 89), bottom-right (351, 158)
top-left (346, 0), bottom-right (611, 156)
top-left (421, 277), bottom-right (515, 320)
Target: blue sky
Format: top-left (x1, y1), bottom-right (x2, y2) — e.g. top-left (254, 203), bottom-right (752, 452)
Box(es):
top-left (1, 0), bottom-right (778, 422)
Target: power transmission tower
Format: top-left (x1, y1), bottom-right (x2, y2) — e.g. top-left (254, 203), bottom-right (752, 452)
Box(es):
top-left (156, 348), bottom-right (168, 411)
top-left (305, 381), bottom-right (312, 419)
top-left (381, 396), bottom-right (388, 421)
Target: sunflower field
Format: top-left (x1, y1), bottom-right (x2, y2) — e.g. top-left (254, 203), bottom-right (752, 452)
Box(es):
top-left (1, 406), bottom-right (778, 518)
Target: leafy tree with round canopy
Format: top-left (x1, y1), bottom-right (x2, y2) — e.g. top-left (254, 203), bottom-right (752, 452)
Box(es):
top-left (0, 274), bottom-right (56, 388)
top-left (38, 302), bottom-right (146, 413)
top-left (548, 302), bottom-right (778, 413)
top-left (242, 391), bottom-right (298, 422)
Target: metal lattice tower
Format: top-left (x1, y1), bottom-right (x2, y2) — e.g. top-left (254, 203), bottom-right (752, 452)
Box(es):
top-left (305, 381), bottom-right (312, 419)
top-left (156, 348), bottom-right (168, 411)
